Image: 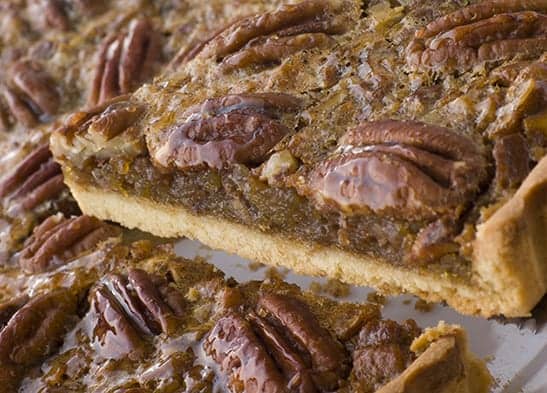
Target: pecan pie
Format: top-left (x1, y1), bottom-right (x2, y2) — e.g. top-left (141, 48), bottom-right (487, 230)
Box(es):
top-left (52, 0), bottom-right (547, 317)
top-left (0, 226), bottom-right (491, 392)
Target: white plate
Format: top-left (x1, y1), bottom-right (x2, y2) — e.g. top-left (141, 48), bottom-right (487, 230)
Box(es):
top-left (175, 238), bottom-right (547, 393)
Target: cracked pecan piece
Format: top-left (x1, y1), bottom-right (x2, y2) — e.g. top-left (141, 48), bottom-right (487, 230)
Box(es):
top-left (0, 289), bottom-right (78, 366)
top-left (88, 269), bottom-right (183, 360)
top-left (486, 56), bottom-right (547, 140)
top-left (89, 18), bottom-right (162, 106)
top-left (298, 120), bottom-right (489, 221)
top-left (0, 60), bottom-right (60, 129)
top-left (352, 319), bottom-right (421, 392)
top-left (152, 93), bottom-right (302, 170)
top-left (204, 292), bottom-right (348, 392)
top-left (406, 0), bottom-right (547, 72)
top-left (18, 214), bottom-right (121, 274)
top-left (173, 0), bottom-right (347, 71)
top-left (0, 143), bottom-right (66, 214)
top-left (51, 96), bottom-right (146, 163)
top-left (57, 96), bottom-right (142, 141)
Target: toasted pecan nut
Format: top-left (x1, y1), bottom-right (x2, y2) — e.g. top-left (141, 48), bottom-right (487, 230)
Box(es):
top-left (55, 95), bottom-right (139, 140)
top-left (0, 289), bottom-right (78, 366)
top-left (258, 292), bottom-right (349, 389)
top-left (0, 143), bottom-right (66, 213)
top-left (89, 268), bottom-right (184, 360)
top-left (43, 0), bottom-right (70, 31)
top-left (299, 120), bottom-right (488, 220)
top-left (89, 284), bottom-right (147, 360)
top-left (10, 60), bottom-right (59, 116)
top-left (19, 214), bottom-right (121, 274)
top-left (0, 60), bottom-right (60, 128)
top-left (248, 312), bottom-right (317, 393)
top-left (173, 0), bottom-right (346, 70)
top-left (204, 312), bottom-right (288, 393)
top-left (89, 18), bottom-right (162, 106)
top-left (127, 269), bottom-right (179, 335)
top-left (406, 0), bottom-right (547, 72)
top-left (88, 269), bottom-right (181, 359)
top-left (152, 93), bottom-right (302, 170)
top-left (1, 86), bottom-right (39, 128)
top-left (352, 319), bottom-right (420, 391)
top-left (204, 293), bottom-right (348, 391)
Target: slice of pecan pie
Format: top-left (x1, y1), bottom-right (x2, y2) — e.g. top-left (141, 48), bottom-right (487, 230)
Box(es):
top-left (51, 0), bottom-right (547, 317)
top-left (0, 227), bottom-right (491, 392)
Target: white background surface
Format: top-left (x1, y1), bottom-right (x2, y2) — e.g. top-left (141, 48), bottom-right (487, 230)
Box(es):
top-left (175, 239), bottom-right (547, 393)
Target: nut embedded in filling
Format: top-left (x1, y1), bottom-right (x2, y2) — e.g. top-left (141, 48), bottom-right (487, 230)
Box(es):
top-left (204, 292), bottom-right (350, 392)
top-left (172, 0), bottom-right (349, 71)
top-left (0, 143), bottom-right (65, 215)
top-left (0, 289), bottom-right (78, 390)
top-left (0, 61), bottom-right (60, 129)
top-left (151, 93), bottom-right (303, 170)
top-left (88, 18), bottom-right (163, 106)
top-left (299, 120), bottom-right (489, 220)
top-left (406, 0), bottom-right (547, 72)
top-left (87, 268), bottom-right (185, 360)
top-left (18, 214), bottom-right (121, 274)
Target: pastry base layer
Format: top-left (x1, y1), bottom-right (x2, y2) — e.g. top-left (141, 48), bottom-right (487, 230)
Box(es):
top-left (68, 178), bottom-right (526, 317)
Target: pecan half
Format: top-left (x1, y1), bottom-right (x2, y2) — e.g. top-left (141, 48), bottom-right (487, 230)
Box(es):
top-left (39, 0), bottom-right (105, 26)
top-left (89, 283), bottom-right (146, 361)
top-left (406, 0), bottom-right (547, 72)
top-left (29, 0), bottom-right (106, 32)
top-left (0, 144), bottom-right (65, 213)
top-left (0, 289), bottom-right (78, 366)
top-left (257, 292), bottom-right (349, 389)
top-left (204, 293), bottom-right (348, 392)
top-left (43, 0), bottom-right (70, 31)
top-left (152, 93), bottom-right (302, 170)
top-left (18, 214), bottom-right (121, 274)
top-left (203, 312), bottom-right (288, 393)
top-left (299, 120), bottom-right (488, 220)
top-left (0, 60), bottom-right (60, 128)
top-left (352, 319), bottom-right (421, 392)
top-left (173, 0), bottom-right (346, 71)
top-left (88, 269), bottom-right (182, 359)
top-left (88, 18), bottom-right (162, 106)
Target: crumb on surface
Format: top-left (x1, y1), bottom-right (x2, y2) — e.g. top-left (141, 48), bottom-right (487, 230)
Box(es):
top-left (414, 298), bottom-right (434, 312)
top-left (367, 291), bottom-right (387, 305)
